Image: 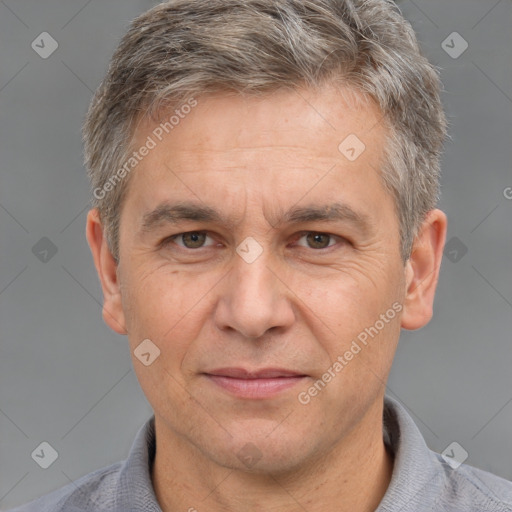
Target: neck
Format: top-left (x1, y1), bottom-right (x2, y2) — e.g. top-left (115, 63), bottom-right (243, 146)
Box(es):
top-left (152, 400), bottom-right (393, 512)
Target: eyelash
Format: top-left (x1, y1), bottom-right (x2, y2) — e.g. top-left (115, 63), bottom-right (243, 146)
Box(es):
top-left (161, 231), bottom-right (347, 253)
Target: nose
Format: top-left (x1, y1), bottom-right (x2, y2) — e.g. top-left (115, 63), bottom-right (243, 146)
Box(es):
top-left (214, 248), bottom-right (295, 340)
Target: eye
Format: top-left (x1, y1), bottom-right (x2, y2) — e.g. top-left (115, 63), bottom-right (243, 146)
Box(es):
top-left (161, 230), bottom-right (346, 253)
top-left (294, 232), bottom-right (343, 250)
top-left (164, 231), bottom-right (216, 250)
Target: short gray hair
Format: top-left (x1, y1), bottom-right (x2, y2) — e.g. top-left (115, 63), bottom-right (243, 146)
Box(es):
top-left (83, 0), bottom-right (448, 262)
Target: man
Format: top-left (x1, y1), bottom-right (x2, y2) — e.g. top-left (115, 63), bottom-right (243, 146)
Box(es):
top-left (9, 0), bottom-right (512, 511)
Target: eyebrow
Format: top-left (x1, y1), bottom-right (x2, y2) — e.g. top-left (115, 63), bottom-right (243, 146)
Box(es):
top-left (140, 201), bottom-right (372, 234)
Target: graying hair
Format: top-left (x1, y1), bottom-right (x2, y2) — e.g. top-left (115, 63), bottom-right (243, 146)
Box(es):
top-left (83, 0), bottom-right (448, 262)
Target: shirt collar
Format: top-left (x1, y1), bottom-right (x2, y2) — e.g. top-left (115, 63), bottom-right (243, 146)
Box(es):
top-left (115, 415), bottom-right (161, 511)
top-left (376, 395), bottom-right (445, 511)
top-left (114, 395), bottom-right (444, 511)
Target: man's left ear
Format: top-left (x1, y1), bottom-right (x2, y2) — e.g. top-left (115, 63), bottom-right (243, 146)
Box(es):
top-left (401, 209), bottom-right (447, 330)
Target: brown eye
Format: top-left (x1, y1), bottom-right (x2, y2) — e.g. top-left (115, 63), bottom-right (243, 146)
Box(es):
top-left (305, 232), bottom-right (333, 249)
top-left (173, 231), bottom-right (211, 249)
top-left (293, 232), bottom-right (340, 250)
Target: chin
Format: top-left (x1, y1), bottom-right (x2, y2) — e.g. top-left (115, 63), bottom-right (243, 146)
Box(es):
top-left (203, 423), bottom-right (318, 475)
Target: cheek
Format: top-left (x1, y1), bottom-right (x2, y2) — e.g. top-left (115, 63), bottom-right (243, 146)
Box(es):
top-left (121, 267), bottom-right (210, 413)
top-left (121, 265), bottom-right (216, 355)
top-left (303, 273), bottom-right (382, 332)
top-left (299, 265), bottom-right (402, 368)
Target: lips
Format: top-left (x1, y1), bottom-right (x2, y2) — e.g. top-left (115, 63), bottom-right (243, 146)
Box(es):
top-left (206, 368), bottom-right (306, 379)
top-left (203, 368), bottom-right (307, 399)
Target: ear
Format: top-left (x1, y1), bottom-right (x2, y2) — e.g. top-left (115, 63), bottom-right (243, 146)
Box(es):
top-left (401, 209), bottom-right (447, 330)
top-left (85, 209), bottom-right (127, 335)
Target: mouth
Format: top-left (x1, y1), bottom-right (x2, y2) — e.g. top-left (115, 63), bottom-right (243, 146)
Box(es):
top-left (202, 368), bottom-right (308, 399)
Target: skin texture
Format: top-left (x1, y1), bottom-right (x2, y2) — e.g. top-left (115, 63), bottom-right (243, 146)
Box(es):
top-left (86, 84), bottom-right (447, 512)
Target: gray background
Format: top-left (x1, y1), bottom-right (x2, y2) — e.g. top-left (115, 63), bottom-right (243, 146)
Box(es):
top-left (1, 0), bottom-right (511, 508)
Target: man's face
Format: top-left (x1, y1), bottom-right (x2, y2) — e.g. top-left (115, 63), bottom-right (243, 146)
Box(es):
top-left (112, 85), bottom-right (407, 472)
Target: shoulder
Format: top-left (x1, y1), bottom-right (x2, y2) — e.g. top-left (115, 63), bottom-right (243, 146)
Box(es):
top-left (5, 461), bottom-right (123, 512)
top-left (6, 416), bottom-right (158, 512)
top-left (434, 453), bottom-right (512, 512)
top-left (381, 395), bottom-right (512, 512)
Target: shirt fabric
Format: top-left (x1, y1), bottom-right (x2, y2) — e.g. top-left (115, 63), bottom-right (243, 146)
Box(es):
top-left (8, 395), bottom-right (512, 511)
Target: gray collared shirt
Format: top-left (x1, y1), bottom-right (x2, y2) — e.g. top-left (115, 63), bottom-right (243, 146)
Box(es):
top-left (8, 395), bottom-right (512, 511)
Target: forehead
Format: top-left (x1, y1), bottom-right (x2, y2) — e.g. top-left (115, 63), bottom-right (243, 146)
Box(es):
top-left (123, 85), bottom-right (392, 225)
top-left (133, 84), bottom-right (384, 159)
